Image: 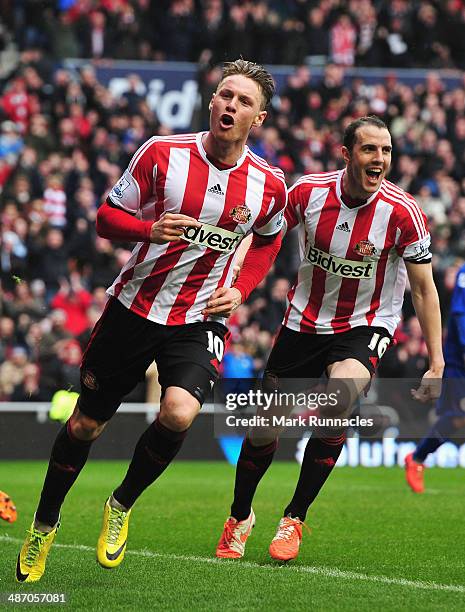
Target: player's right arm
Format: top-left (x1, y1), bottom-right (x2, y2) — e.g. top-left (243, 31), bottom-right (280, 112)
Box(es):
top-left (96, 140), bottom-right (200, 243)
top-left (96, 205), bottom-right (200, 244)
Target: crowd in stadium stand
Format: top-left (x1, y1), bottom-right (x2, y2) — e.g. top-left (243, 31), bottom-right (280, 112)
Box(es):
top-left (1, 2), bottom-right (464, 401)
top-left (4, 0), bottom-right (465, 69)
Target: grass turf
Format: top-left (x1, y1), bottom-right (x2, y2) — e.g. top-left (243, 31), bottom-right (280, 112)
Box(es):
top-left (0, 461), bottom-right (464, 611)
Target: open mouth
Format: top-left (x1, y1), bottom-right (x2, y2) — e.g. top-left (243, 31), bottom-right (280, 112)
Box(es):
top-left (365, 168), bottom-right (382, 184)
top-left (220, 114), bottom-right (234, 129)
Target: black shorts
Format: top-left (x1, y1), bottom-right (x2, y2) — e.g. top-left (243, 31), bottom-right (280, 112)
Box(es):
top-left (79, 298), bottom-right (228, 421)
top-left (265, 325), bottom-right (391, 382)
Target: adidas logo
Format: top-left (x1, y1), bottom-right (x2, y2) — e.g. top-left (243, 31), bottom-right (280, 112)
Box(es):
top-left (208, 183), bottom-right (224, 196)
top-left (336, 221), bottom-right (350, 232)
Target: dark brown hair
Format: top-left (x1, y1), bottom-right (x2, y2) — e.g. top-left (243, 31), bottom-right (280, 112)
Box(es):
top-left (343, 115), bottom-right (389, 151)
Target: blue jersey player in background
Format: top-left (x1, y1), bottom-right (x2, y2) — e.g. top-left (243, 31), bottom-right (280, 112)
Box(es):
top-left (405, 263), bottom-right (465, 492)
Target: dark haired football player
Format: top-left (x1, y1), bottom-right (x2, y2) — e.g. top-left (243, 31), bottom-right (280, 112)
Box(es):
top-left (214, 116), bottom-right (444, 562)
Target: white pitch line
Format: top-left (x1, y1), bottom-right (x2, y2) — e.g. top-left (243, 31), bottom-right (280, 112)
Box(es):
top-left (1, 535), bottom-right (464, 594)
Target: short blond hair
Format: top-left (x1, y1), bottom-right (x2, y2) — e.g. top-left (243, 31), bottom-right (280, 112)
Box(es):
top-left (221, 59), bottom-right (275, 110)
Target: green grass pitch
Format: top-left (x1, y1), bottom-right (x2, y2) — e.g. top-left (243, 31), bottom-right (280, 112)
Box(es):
top-left (1, 461), bottom-right (465, 611)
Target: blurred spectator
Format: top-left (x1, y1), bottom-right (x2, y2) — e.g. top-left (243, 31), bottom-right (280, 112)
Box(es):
top-left (253, 278), bottom-right (290, 333)
top-left (57, 338), bottom-right (82, 392)
top-left (279, 16), bottom-right (307, 65)
top-left (28, 228), bottom-right (68, 300)
top-left (121, 74), bottom-right (146, 115)
top-left (4, 280), bottom-right (46, 321)
top-left (222, 342), bottom-right (254, 378)
top-left (411, 3), bottom-right (446, 68)
top-left (0, 121), bottom-right (24, 162)
top-left (222, 341), bottom-right (255, 395)
top-left (50, 274), bottom-right (92, 335)
top-left (0, 228), bottom-right (28, 289)
top-left (44, 10), bottom-right (80, 59)
top-left (330, 13), bottom-right (357, 66)
top-left (198, 0), bottom-right (225, 65)
top-left (0, 345), bottom-right (29, 399)
top-left (161, 0), bottom-right (199, 61)
top-left (79, 11), bottom-right (113, 59)
top-left (42, 174), bottom-right (67, 228)
top-left (224, 3), bottom-right (253, 61)
top-left (0, 316), bottom-right (19, 362)
top-left (76, 304), bottom-right (101, 351)
top-left (1, 77), bottom-right (33, 134)
top-left (11, 363), bottom-right (48, 401)
top-left (306, 6), bottom-right (330, 59)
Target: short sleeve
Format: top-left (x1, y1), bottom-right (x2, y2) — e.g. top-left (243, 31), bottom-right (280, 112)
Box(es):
top-left (395, 201), bottom-right (431, 263)
top-left (283, 181), bottom-right (302, 233)
top-left (108, 140), bottom-right (156, 214)
top-left (253, 178), bottom-right (287, 237)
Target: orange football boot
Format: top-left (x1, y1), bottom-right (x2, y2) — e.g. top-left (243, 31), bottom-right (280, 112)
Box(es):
top-left (404, 452), bottom-right (425, 493)
top-left (269, 516), bottom-right (310, 561)
top-left (0, 490), bottom-right (17, 523)
top-left (216, 509), bottom-right (255, 558)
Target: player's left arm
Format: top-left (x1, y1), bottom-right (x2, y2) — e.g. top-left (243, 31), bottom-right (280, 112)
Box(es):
top-left (406, 261), bottom-right (445, 402)
top-left (202, 230), bottom-right (283, 317)
top-left (203, 178), bottom-right (287, 317)
top-left (231, 233), bottom-right (253, 284)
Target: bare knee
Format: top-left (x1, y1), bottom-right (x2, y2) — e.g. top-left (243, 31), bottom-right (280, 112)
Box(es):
top-left (160, 389), bottom-right (199, 432)
top-left (247, 433), bottom-right (277, 447)
top-left (69, 406), bottom-right (107, 441)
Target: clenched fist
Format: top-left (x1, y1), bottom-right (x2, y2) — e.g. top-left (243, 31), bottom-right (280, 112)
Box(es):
top-left (202, 287), bottom-right (242, 317)
top-left (150, 212), bottom-right (201, 244)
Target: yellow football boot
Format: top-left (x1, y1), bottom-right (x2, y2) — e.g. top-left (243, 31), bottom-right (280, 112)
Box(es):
top-left (97, 498), bottom-right (132, 568)
top-left (16, 520), bottom-right (59, 583)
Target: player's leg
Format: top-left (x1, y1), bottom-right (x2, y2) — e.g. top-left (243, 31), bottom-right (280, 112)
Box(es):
top-left (216, 415), bottom-right (278, 558)
top-left (405, 416), bottom-right (465, 494)
top-left (16, 405), bottom-right (108, 583)
top-left (269, 359), bottom-right (369, 561)
top-left (281, 359), bottom-right (368, 519)
top-left (217, 327), bottom-right (326, 559)
top-left (35, 406), bottom-right (107, 529)
top-left (406, 375), bottom-right (465, 492)
top-left (17, 299), bottom-right (156, 582)
top-left (111, 322), bottom-right (227, 510)
top-left (112, 387), bottom-right (200, 510)
top-left (270, 327), bottom-right (387, 561)
top-left (99, 321), bottom-right (227, 567)
top-left (97, 386), bottom-right (200, 568)
top-left (228, 380), bottom-right (281, 525)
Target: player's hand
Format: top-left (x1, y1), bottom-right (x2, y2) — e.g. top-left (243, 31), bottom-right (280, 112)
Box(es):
top-left (411, 368), bottom-right (443, 403)
top-left (150, 212), bottom-right (201, 244)
top-left (202, 287), bottom-right (242, 317)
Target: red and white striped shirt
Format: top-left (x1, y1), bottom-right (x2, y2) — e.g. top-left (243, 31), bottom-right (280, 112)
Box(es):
top-left (43, 187), bottom-right (67, 228)
top-left (106, 132), bottom-right (286, 325)
top-left (283, 169), bottom-right (431, 335)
